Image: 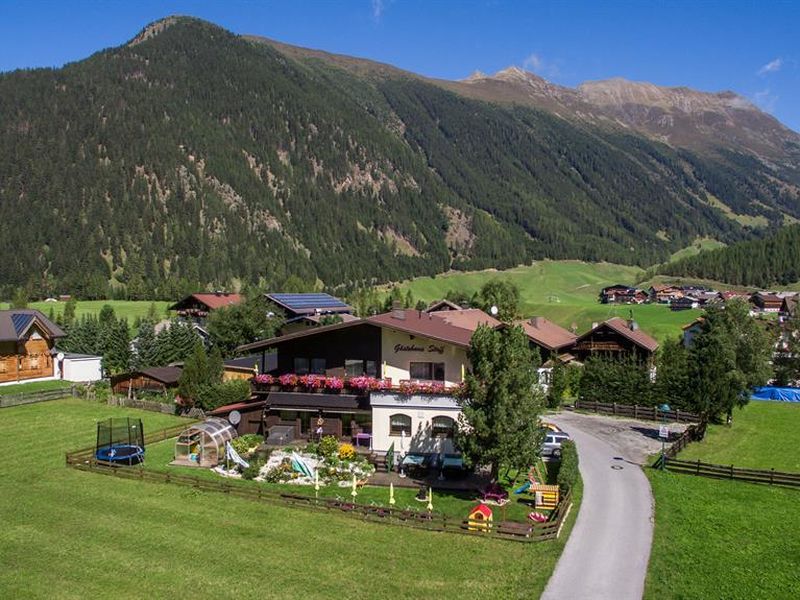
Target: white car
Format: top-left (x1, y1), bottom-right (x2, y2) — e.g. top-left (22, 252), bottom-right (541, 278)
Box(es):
top-left (541, 431), bottom-right (571, 458)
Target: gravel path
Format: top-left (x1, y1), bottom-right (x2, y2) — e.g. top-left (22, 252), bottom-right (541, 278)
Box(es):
top-left (541, 412), bottom-right (656, 600)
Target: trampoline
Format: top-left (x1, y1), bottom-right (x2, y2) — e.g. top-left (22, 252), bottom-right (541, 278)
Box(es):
top-left (96, 417), bottom-right (145, 466)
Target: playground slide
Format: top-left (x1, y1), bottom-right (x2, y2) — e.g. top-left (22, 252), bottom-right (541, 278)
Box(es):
top-left (225, 441), bottom-right (250, 469)
top-left (514, 481), bottom-right (532, 495)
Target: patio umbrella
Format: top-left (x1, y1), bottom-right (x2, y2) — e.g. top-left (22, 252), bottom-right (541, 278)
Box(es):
top-left (389, 482), bottom-right (395, 506)
top-left (426, 487), bottom-right (433, 512)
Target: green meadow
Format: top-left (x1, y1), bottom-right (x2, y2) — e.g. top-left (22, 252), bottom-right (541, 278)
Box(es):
top-left (0, 299), bottom-right (173, 323)
top-left (393, 261), bottom-right (702, 341)
top-left (678, 401), bottom-right (800, 472)
top-left (0, 398), bottom-right (578, 599)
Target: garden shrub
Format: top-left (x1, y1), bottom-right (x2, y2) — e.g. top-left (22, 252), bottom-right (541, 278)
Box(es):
top-left (317, 435), bottom-right (339, 458)
top-left (231, 434), bottom-right (263, 456)
top-left (195, 379), bottom-right (251, 411)
top-left (556, 440), bottom-right (579, 492)
top-left (241, 460), bottom-right (263, 481)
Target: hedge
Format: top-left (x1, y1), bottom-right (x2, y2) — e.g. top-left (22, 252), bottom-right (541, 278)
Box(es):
top-left (556, 440), bottom-right (579, 492)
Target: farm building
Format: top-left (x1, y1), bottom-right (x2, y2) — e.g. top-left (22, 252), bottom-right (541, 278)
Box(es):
top-left (169, 292), bottom-right (243, 319)
top-left (599, 285), bottom-right (647, 305)
top-left (751, 292), bottom-right (783, 313)
top-left (266, 292), bottom-right (356, 335)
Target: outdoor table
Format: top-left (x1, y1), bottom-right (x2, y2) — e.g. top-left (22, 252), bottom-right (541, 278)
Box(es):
top-left (354, 432), bottom-right (372, 448)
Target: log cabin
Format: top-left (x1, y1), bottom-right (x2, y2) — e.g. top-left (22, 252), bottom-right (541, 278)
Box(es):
top-left (572, 317), bottom-right (659, 363)
top-left (0, 310), bottom-right (66, 384)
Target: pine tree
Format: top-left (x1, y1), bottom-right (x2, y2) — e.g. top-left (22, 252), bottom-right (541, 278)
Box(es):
top-left (455, 325), bottom-right (545, 480)
top-left (102, 319), bottom-right (131, 375)
top-left (62, 298), bottom-right (77, 327)
top-left (132, 319), bottom-right (159, 369)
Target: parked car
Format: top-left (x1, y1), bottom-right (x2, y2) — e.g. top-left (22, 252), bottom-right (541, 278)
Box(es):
top-left (541, 431), bottom-right (571, 458)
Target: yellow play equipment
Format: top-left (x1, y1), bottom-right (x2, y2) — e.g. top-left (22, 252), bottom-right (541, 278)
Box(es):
top-left (467, 503), bottom-right (493, 531)
top-left (530, 484), bottom-right (560, 509)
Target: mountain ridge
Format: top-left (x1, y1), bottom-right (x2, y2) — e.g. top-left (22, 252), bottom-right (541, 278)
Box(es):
top-left (0, 16), bottom-right (798, 300)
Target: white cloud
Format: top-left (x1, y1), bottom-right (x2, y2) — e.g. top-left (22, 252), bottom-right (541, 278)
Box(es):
top-left (371, 0), bottom-right (387, 20)
top-left (522, 52), bottom-right (560, 78)
top-left (758, 58), bottom-right (783, 76)
top-left (753, 88), bottom-right (778, 113)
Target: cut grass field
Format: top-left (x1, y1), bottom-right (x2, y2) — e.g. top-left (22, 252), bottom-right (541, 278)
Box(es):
top-left (0, 398), bottom-right (578, 598)
top-left (678, 401), bottom-right (800, 472)
top-left (0, 379), bottom-right (74, 396)
top-left (646, 470), bottom-right (799, 599)
top-left (392, 260), bottom-right (702, 341)
top-left (0, 300), bottom-right (172, 323)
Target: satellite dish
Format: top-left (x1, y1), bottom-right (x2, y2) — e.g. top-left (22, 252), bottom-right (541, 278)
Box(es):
top-left (56, 352), bottom-right (65, 362)
top-left (228, 410), bottom-right (242, 426)
top-left (490, 305), bottom-right (499, 316)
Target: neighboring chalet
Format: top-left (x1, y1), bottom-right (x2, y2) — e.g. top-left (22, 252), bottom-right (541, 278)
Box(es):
top-left (599, 285), bottom-right (647, 304)
top-left (0, 309), bottom-right (65, 385)
top-left (670, 296), bottom-right (699, 311)
top-left (750, 292), bottom-right (782, 313)
top-left (780, 295), bottom-right (799, 321)
top-left (514, 316), bottom-right (577, 364)
top-left (682, 318), bottom-right (704, 348)
top-left (648, 285), bottom-right (683, 304)
top-left (572, 317), bottom-right (659, 363)
top-left (169, 292), bottom-right (243, 319)
top-left (266, 292), bottom-right (357, 335)
top-left (424, 299), bottom-right (464, 312)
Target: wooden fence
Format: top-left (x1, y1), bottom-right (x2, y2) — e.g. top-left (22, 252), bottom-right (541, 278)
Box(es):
top-left (572, 400), bottom-right (701, 423)
top-left (65, 424), bottom-right (574, 544)
top-left (660, 458), bottom-right (800, 489)
top-left (0, 385), bottom-right (77, 408)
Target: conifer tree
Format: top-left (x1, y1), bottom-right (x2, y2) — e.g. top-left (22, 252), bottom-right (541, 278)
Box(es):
top-left (456, 325), bottom-right (545, 480)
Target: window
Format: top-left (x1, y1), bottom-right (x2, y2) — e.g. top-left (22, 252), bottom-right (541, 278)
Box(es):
top-left (345, 359), bottom-right (378, 378)
top-left (29, 355), bottom-right (40, 369)
top-left (431, 416), bottom-right (455, 438)
top-left (310, 358), bottom-right (326, 375)
top-left (389, 414), bottom-right (412, 436)
top-left (409, 362), bottom-right (445, 381)
top-left (294, 357), bottom-right (309, 375)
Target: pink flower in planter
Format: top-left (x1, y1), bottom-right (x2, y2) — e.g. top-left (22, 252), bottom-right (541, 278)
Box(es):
top-left (348, 376), bottom-right (376, 391)
top-left (279, 373), bottom-right (298, 387)
top-left (300, 374), bottom-right (324, 389)
top-left (326, 376), bottom-right (344, 390)
top-left (253, 374), bottom-right (274, 385)
top-left (398, 380), bottom-right (419, 395)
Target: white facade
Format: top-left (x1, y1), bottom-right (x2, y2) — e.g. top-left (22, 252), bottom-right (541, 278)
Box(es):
top-left (56, 353), bottom-right (103, 383)
top-left (370, 391), bottom-right (462, 455)
top-left (380, 328), bottom-right (468, 386)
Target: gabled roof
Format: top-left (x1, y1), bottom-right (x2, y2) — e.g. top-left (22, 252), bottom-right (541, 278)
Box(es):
top-left (424, 299), bottom-right (464, 312)
top-left (237, 308), bottom-right (498, 352)
top-left (751, 291), bottom-right (782, 303)
top-left (514, 317), bottom-right (577, 351)
top-left (0, 309), bottom-right (65, 342)
top-left (266, 292), bottom-right (352, 316)
top-left (578, 317), bottom-right (659, 353)
top-left (285, 313), bottom-right (361, 326)
top-left (169, 292), bottom-right (243, 311)
top-left (681, 317), bottom-right (705, 331)
top-left (139, 366), bottom-right (183, 385)
top-left (601, 284), bottom-right (637, 293)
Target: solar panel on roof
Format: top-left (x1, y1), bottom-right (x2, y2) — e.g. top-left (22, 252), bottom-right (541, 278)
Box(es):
top-left (11, 313), bottom-right (34, 336)
top-left (269, 293), bottom-right (349, 310)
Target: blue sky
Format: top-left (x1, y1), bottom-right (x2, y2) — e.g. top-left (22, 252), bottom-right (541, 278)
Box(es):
top-left (1, 0), bottom-right (798, 131)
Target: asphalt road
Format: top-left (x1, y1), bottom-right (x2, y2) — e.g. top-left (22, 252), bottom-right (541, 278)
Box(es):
top-left (541, 413), bottom-right (654, 600)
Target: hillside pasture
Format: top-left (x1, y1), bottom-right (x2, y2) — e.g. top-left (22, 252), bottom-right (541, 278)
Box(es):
top-left (0, 300), bottom-right (173, 323)
top-left (393, 261), bottom-right (701, 341)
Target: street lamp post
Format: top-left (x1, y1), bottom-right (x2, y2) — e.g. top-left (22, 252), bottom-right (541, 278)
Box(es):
top-left (658, 403), bottom-right (671, 471)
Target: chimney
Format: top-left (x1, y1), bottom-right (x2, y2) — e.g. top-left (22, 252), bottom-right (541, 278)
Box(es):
top-left (629, 320), bottom-right (639, 331)
top-left (529, 316), bottom-right (542, 328)
top-left (391, 302), bottom-right (405, 320)
top-left (591, 322), bottom-right (598, 329)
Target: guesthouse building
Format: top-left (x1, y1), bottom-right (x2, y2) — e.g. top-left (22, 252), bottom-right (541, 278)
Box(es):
top-left (0, 310), bottom-right (65, 384)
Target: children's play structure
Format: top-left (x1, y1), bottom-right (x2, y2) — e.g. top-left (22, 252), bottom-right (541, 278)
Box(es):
top-left (468, 503), bottom-right (493, 531)
top-left (95, 417), bottom-right (145, 465)
top-left (173, 418), bottom-right (237, 467)
top-left (514, 464), bottom-right (560, 509)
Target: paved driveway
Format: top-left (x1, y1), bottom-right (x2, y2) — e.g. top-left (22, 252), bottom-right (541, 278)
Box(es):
top-left (541, 412), bottom-right (654, 600)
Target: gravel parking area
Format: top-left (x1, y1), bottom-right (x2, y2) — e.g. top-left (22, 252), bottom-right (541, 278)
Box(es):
top-left (548, 410), bottom-right (690, 465)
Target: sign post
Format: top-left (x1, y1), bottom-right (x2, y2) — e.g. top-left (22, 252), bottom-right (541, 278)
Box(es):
top-left (658, 404), bottom-right (671, 470)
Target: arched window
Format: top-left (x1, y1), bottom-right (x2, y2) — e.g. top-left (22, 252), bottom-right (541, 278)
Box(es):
top-left (431, 415), bottom-right (455, 438)
top-left (389, 414), bottom-right (412, 436)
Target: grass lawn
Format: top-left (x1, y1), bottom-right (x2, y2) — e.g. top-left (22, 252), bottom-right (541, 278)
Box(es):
top-left (678, 402), bottom-right (800, 472)
top-left (646, 469), bottom-right (799, 599)
top-left (0, 379), bottom-right (74, 396)
top-left (392, 260), bottom-right (701, 341)
top-left (0, 398), bottom-right (578, 598)
top-left (0, 300), bottom-right (172, 323)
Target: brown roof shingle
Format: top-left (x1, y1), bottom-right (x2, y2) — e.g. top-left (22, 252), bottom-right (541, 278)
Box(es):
top-left (514, 317), bottom-right (577, 351)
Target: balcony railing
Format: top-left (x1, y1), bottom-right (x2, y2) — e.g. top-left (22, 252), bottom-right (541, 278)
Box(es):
top-left (251, 374), bottom-right (463, 397)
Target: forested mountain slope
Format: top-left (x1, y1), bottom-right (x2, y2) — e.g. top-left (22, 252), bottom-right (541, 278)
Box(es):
top-left (1, 17), bottom-right (798, 299)
top-left (659, 224), bottom-right (800, 287)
